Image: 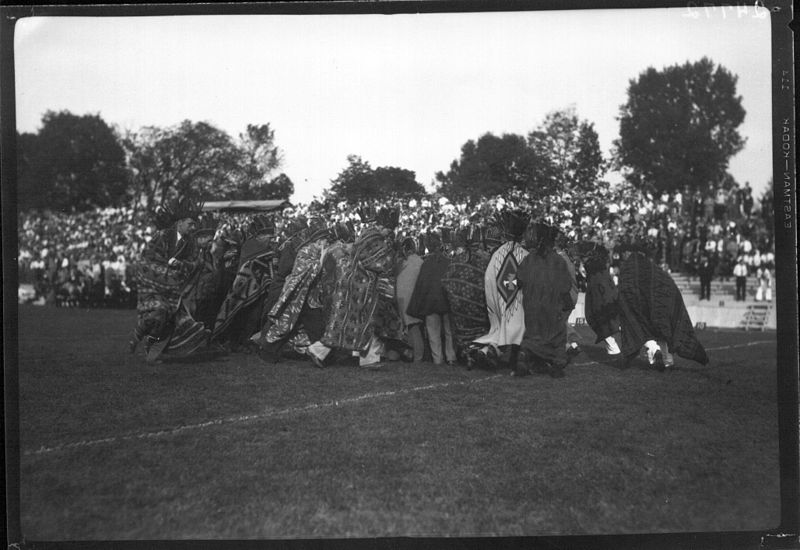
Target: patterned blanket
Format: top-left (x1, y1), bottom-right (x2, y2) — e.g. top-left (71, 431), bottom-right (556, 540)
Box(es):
top-left (442, 249), bottom-right (491, 349)
top-left (212, 236), bottom-right (275, 343)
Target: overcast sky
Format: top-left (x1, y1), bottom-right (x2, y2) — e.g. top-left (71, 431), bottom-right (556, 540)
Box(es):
top-left (14, 8), bottom-right (772, 204)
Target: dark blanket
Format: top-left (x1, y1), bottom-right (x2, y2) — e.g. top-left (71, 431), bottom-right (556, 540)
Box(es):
top-left (585, 270), bottom-right (621, 343)
top-left (516, 249), bottom-right (575, 367)
top-left (617, 252), bottom-right (709, 364)
top-left (407, 253), bottom-right (451, 318)
top-left (441, 248), bottom-right (490, 349)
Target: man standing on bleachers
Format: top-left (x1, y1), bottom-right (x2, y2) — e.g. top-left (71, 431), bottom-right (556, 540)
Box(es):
top-left (733, 257), bottom-right (748, 301)
top-left (697, 254), bottom-right (715, 301)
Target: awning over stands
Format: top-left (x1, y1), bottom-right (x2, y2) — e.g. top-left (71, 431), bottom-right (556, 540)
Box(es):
top-left (201, 200), bottom-right (292, 213)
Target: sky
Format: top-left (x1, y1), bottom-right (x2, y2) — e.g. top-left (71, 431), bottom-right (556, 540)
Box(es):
top-left (14, 7), bottom-right (773, 204)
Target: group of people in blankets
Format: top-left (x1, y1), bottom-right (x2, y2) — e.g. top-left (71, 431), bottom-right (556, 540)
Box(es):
top-left (129, 198), bottom-right (709, 376)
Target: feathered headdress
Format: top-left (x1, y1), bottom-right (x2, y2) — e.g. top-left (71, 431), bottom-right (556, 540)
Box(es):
top-left (493, 209), bottom-right (528, 242)
top-left (193, 215), bottom-right (219, 243)
top-left (357, 204), bottom-right (378, 224)
top-left (375, 207), bottom-right (400, 231)
top-left (530, 219), bottom-right (560, 252)
top-left (246, 214), bottom-right (276, 239)
top-left (331, 221), bottom-right (355, 243)
top-left (153, 196), bottom-right (204, 230)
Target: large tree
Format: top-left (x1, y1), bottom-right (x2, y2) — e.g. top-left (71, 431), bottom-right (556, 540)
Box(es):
top-left (234, 123), bottom-right (290, 199)
top-left (327, 155), bottom-right (426, 201)
top-left (17, 110), bottom-right (130, 211)
top-left (613, 57), bottom-right (746, 196)
top-left (435, 132), bottom-right (550, 201)
top-left (527, 107), bottom-right (606, 195)
top-left (123, 120), bottom-right (243, 209)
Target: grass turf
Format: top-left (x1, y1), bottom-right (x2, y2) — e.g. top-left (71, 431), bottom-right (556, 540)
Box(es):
top-left (15, 305), bottom-right (781, 539)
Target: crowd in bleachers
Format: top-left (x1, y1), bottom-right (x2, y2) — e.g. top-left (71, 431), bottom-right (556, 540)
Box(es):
top-left (17, 179), bottom-right (775, 307)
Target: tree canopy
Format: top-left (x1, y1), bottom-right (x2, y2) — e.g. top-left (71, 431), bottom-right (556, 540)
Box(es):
top-left (613, 57), bottom-right (746, 196)
top-left (527, 106), bottom-right (606, 195)
top-left (435, 132), bottom-right (548, 201)
top-left (435, 108), bottom-right (605, 203)
top-left (327, 155), bottom-right (427, 201)
top-left (17, 110), bottom-right (129, 211)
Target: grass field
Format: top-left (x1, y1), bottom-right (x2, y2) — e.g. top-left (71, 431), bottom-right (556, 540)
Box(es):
top-left (14, 305), bottom-right (781, 540)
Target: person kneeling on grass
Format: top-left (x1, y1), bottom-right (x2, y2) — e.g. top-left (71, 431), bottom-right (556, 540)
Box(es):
top-left (615, 243), bottom-right (709, 371)
top-left (513, 221), bottom-right (576, 379)
top-left (128, 197), bottom-right (214, 363)
top-left (576, 241), bottom-right (622, 359)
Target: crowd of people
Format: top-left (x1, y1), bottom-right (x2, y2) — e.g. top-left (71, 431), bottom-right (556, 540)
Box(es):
top-left (17, 179), bottom-right (774, 308)
top-left (116, 193), bottom-right (717, 376)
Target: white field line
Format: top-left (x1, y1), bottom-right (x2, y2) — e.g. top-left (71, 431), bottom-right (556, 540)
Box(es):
top-left (24, 374), bottom-right (504, 457)
top-left (23, 340), bottom-right (776, 457)
top-left (704, 340), bottom-right (775, 352)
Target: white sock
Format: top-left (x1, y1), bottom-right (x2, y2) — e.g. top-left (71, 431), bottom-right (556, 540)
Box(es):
top-left (644, 340), bottom-right (661, 364)
top-left (605, 336), bottom-right (621, 355)
top-left (308, 341), bottom-right (331, 361)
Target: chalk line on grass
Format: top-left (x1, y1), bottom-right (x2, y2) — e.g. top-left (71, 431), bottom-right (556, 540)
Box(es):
top-left (23, 339), bottom-right (776, 457)
top-left (24, 374), bottom-right (504, 457)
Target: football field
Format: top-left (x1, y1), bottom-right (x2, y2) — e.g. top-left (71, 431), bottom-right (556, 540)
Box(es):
top-left (14, 305), bottom-right (781, 540)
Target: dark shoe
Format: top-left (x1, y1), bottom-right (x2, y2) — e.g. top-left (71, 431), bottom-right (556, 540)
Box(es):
top-left (546, 363), bottom-right (565, 378)
top-left (473, 350), bottom-right (489, 370)
top-left (307, 351), bottom-right (326, 369)
top-left (143, 336), bottom-right (155, 355)
top-left (511, 365), bottom-right (531, 377)
top-left (652, 350), bottom-right (666, 372)
top-left (618, 353), bottom-right (636, 370)
top-left (466, 354), bottom-right (476, 370)
top-left (485, 346), bottom-right (500, 370)
top-left (446, 360), bottom-right (457, 367)
top-left (566, 345), bottom-right (581, 361)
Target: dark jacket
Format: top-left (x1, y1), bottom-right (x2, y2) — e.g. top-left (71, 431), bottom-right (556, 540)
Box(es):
top-left (407, 252), bottom-right (451, 317)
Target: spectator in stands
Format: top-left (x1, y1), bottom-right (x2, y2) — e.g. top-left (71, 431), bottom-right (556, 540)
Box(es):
top-left (755, 267), bottom-right (772, 302)
top-left (733, 257), bottom-right (748, 301)
top-left (697, 254), bottom-right (715, 301)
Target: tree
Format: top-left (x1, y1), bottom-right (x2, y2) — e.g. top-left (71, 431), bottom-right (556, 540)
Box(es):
top-left (17, 110), bottom-right (130, 211)
top-left (234, 123), bottom-right (287, 199)
top-left (613, 57), bottom-right (746, 196)
top-left (328, 155), bottom-right (426, 201)
top-left (123, 120), bottom-right (242, 209)
top-left (527, 107), bottom-right (606, 195)
top-left (261, 173), bottom-right (295, 200)
top-left (435, 132), bottom-right (550, 201)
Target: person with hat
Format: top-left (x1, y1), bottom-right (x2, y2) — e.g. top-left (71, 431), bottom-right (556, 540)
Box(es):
top-left (211, 214), bottom-right (278, 349)
top-left (697, 253), bottom-right (716, 301)
top-left (319, 208), bottom-right (400, 368)
top-left (441, 225), bottom-right (491, 368)
top-left (577, 241), bottom-right (622, 358)
top-left (407, 230), bottom-right (457, 366)
top-left (395, 236), bottom-right (426, 363)
top-left (259, 218), bottom-right (338, 360)
top-left (128, 197), bottom-right (213, 362)
top-left (471, 210), bottom-right (529, 371)
top-left (514, 221), bottom-right (576, 378)
top-left (733, 256), bottom-right (748, 301)
top-left (304, 222), bottom-right (357, 367)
